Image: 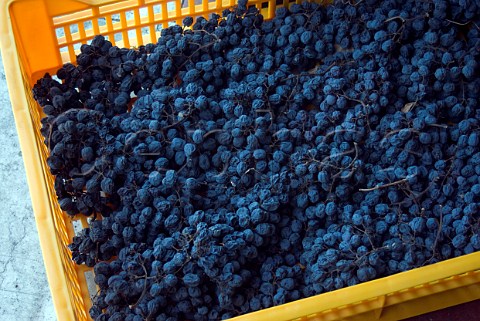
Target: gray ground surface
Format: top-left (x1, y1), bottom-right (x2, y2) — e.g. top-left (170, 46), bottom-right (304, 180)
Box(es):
top-left (0, 54), bottom-right (57, 320)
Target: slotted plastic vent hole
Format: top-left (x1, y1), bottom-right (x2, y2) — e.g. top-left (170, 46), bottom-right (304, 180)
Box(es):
top-left (56, 27), bottom-right (65, 39)
top-left (98, 17), bottom-right (107, 27)
top-left (72, 220), bottom-right (83, 236)
top-left (114, 32), bottom-right (123, 42)
top-left (84, 271), bottom-right (97, 300)
top-left (111, 13), bottom-right (120, 23)
top-left (153, 4), bottom-right (161, 14)
top-left (139, 6), bottom-right (149, 17)
top-left (84, 20), bottom-right (93, 30)
top-left (69, 24), bottom-right (79, 34)
top-left (125, 10), bottom-right (135, 26)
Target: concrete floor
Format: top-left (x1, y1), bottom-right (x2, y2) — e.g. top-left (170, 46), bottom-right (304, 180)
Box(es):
top-left (0, 54), bottom-right (57, 320)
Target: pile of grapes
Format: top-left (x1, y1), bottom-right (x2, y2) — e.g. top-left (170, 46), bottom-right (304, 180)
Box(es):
top-left (32, 0), bottom-right (480, 320)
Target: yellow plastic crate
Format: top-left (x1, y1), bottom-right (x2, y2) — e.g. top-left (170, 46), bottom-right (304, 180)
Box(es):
top-left (0, 0), bottom-right (479, 320)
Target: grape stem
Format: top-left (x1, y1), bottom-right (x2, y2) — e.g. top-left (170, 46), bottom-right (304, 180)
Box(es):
top-left (359, 178), bottom-right (409, 192)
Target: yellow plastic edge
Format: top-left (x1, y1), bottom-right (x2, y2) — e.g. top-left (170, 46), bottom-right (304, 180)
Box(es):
top-left (0, 1), bottom-right (77, 321)
top-left (230, 252), bottom-right (480, 321)
top-left (1, 0), bottom-right (480, 321)
top-left (72, 0), bottom-right (126, 5)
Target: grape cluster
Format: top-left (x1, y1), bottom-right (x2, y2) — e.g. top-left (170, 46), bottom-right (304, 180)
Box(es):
top-left (32, 0), bottom-right (480, 320)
